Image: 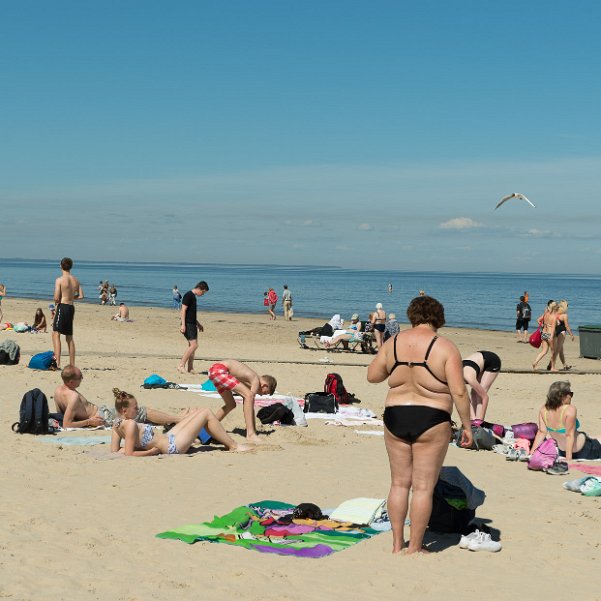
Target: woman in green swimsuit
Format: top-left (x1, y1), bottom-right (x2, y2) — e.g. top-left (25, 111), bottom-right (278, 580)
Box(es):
top-left (530, 381), bottom-right (601, 461)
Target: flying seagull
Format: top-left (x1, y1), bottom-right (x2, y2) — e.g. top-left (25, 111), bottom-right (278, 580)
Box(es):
top-left (495, 192), bottom-right (536, 210)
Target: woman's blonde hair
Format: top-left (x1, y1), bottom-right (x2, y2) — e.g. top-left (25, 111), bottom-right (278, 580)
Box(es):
top-left (113, 388), bottom-right (135, 413)
top-left (557, 300), bottom-right (569, 314)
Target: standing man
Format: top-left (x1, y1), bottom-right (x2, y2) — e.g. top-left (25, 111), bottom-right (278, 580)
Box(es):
top-left (282, 284), bottom-right (293, 320)
top-left (516, 295), bottom-right (532, 342)
top-left (178, 281), bottom-right (209, 374)
top-left (52, 257), bottom-right (84, 369)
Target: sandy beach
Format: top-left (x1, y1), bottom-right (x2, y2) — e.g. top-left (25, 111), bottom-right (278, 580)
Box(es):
top-left (1, 297), bottom-right (600, 601)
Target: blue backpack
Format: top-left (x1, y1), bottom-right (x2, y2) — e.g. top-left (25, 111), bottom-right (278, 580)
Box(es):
top-left (28, 351), bottom-right (57, 371)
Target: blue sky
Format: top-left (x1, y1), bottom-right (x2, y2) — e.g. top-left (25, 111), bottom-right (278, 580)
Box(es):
top-left (2, 0), bottom-right (600, 272)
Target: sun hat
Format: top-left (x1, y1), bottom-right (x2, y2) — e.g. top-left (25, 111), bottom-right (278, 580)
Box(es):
top-left (351, 313), bottom-right (359, 321)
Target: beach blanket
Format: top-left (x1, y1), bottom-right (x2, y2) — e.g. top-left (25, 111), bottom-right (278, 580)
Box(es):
top-left (568, 463), bottom-right (601, 476)
top-left (38, 435), bottom-right (112, 445)
top-left (156, 500), bottom-right (381, 558)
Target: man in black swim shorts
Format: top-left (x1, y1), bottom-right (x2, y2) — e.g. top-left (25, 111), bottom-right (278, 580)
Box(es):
top-left (178, 281), bottom-right (209, 374)
top-left (52, 257), bottom-right (84, 368)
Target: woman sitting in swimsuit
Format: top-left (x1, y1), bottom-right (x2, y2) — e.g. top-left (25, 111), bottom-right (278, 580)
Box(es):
top-left (32, 308), bottom-right (47, 333)
top-left (532, 301), bottom-right (559, 371)
top-left (367, 296), bottom-right (472, 555)
top-left (110, 389), bottom-right (253, 456)
top-left (530, 381), bottom-right (601, 461)
top-left (462, 351), bottom-right (502, 421)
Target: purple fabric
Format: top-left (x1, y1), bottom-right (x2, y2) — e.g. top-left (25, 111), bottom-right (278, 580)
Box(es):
top-left (254, 544), bottom-right (334, 558)
top-left (265, 524), bottom-right (316, 536)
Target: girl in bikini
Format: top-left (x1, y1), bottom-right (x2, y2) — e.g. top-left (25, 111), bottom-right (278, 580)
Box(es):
top-left (532, 301), bottom-right (559, 371)
top-left (110, 389), bottom-right (253, 456)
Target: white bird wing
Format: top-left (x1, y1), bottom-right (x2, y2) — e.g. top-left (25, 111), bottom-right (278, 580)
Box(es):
top-left (494, 194), bottom-right (513, 210)
top-left (520, 195), bottom-right (536, 208)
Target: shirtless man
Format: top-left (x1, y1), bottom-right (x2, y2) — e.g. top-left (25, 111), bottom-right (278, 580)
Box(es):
top-left (208, 359), bottom-right (277, 444)
top-left (52, 257), bottom-right (84, 369)
top-left (54, 365), bottom-right (185, 428)
top-left (111, 303), bottom-right (130, 321)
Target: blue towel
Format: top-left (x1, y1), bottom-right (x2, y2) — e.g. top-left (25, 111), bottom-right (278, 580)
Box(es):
top-left (38, 436), bottom-right (112, 446)
top-left (201, 379), bottom-right (217, 392)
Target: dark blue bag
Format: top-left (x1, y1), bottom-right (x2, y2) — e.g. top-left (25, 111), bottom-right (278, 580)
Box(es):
top-left (12, 388), bottom-right (50, 434)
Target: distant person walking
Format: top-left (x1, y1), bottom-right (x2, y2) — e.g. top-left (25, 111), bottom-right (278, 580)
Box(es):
top-left (533, 301), bottom-right (559, 371)
top-left (52, 257), bottom-right (84, 369)
top-left (371, 303), bottom-right (386, 349)
top-left (178, 281), bottom-right (209, 374)
top-left (172, 285), bottom-right (182, 310)
top-left (267, 288), bottom-right (278, 320)
top-left (550, 300), bottom-right (574, 371)
top-left (0, 282), bottom-right (5, 323)
top-left (282, 285), bottom-right (293, 320)
top-left (515, 295), bottom-right (532, 342)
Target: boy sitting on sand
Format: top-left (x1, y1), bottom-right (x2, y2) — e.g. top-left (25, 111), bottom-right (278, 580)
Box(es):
top-left (208, 359), bottom-right (277, 444)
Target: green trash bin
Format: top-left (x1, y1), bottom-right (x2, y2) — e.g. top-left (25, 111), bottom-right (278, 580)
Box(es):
top-left (578, 325), bottom-right (601, 359)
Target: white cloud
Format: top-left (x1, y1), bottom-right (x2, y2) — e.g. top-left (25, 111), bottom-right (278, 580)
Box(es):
top-left (439, 217), bottom-right (482, 230)
top-left (358, 223), bottom-right (373, 231)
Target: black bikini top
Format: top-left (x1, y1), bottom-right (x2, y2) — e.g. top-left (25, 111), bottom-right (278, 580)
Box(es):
top-left (390, 335), bottom-right (448, 385)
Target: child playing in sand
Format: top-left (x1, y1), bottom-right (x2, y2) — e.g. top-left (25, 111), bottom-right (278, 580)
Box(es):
top-left (208, 359), bottom-right (277, 444)
top-left (110, 388), bottom-right (253, 456)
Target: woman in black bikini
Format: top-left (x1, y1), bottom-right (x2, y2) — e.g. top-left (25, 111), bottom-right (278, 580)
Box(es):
top-left (367, 296), bottom-right (472, 555)
top-left (462, 351), bottom-right (502, 421)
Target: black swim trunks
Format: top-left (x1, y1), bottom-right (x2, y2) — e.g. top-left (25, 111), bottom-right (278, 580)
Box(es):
top-left (53, 303), bottom-right (75, 336)
top-left (182, 322), bottom-right (198, 341)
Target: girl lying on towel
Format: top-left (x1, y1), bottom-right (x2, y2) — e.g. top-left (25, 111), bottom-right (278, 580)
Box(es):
top-left (110, 388), bottom-right (253, 456)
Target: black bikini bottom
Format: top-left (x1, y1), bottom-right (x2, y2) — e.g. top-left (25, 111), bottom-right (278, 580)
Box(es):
top-left (383, 405), bottom-right (451, 443)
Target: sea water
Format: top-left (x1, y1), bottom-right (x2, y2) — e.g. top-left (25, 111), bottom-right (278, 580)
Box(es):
top-left (1, 258), bottom-right (599, 332)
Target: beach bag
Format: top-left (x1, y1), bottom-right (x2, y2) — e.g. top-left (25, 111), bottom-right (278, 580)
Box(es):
top-left (257, 403), bottom-right (295, 425)
top-left (303, 392), bottom-right (337, 414)
top-left (324, 373), bottom-right (350, 405)
top-left (28, 350), bottom-right (57, 371)
top-left (511, 422), bottom-right (538, 442)
top-left (12, 388), bottom-right (50, 435)
top-left (529, 327), bottom-right (542, 348)
top-left (455, 426), bottom-right (496, 451)
top-left (428, 480), bottom-right (476, 534)
top-left (528, 437), bottom-right (558, 471)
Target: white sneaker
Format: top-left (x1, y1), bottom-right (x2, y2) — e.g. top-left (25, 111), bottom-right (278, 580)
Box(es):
top-left (458, 529), bottom-right (481, 549)
top-left (467, 532), bottom-right (502, 552)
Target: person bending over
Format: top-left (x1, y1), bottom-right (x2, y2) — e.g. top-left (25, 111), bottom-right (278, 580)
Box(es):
top-left (208, 359), bottom-right (277, 444)
top-left (462, 351), bottom-right (502, 421)
top-left (110, 389), bottom-right (253, 456)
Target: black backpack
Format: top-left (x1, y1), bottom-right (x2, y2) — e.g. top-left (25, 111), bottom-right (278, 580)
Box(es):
top-left (428, 480), bottom-right (475, 534)
top-left (12, 388), bottom-right (50, 434)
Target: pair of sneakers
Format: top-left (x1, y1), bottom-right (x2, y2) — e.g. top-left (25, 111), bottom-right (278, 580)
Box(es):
top-left (459, 529), bottom-right (502, 552)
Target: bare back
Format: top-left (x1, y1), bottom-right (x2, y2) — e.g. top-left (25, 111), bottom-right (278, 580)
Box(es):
top-left (54, 273), bottom-right (83, 305)
top-left (221, 359), bottom-right (259, 387)
top-left (54, 384), bottom-right (98, 420)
